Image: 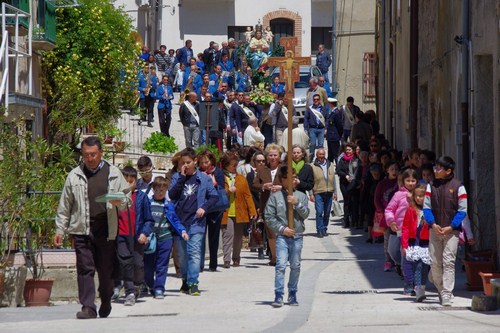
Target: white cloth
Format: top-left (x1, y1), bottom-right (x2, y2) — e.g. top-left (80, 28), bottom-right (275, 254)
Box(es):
top-left (243, 126), bottom-right (265, 146)
top-left (406, 246), bottom-right (430, 265)
top-left (309, 106), bottom-right (325, 127)
top-left (279, 128), bottom-right (309, 151)
top-left (183, 100), bottom-right (199, 125)
top-left (242, 105), bottom-right (255, 118)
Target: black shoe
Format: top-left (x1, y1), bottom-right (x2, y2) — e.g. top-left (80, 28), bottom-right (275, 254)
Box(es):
top-left (272, 293), bottom-right (283, 308)
top-left (147, 123), bottom-right (153, 127)
top-left (317, 232), bottom-right (323, 238)
top-left (98, 303), bottom-right (111, 318)
top-left (76, 307), bottom-right (97, 319)
top-left (374, 236), bottom-right (384, 243)
top-left (322, 230), bottom-right (328, 236)
top-left (258, 253), bottom-right (265, 260)
top-left (180, 280), bottom-right (190, 294)
top-left (268, 261), bottom-right (276, 267)
top-left (366, 238), bottom-right (373, 243)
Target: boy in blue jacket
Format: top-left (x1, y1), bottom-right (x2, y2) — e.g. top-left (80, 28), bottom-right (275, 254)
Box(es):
top-left (168, 148), bottom-right (218, 296)
top-left (144, 176), bottom-right (188, 299)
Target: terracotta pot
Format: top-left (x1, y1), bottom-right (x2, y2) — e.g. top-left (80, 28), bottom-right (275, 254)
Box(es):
top-left (23, 278), bottom-right (54, 307)
top-left (479, 272), bottom-right (500, 296)
top-left (463, 260), bottom-right (495, 291)
top-left (113, 141), bottom-right (126, 152)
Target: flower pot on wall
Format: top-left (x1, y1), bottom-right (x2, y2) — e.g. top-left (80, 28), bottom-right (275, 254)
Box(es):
top-left (463, 249), bottom-right (496, 291)
top-left (478, 272), bottom-right (500, 296)
top-left (23, 278), bottom-right (54, 307)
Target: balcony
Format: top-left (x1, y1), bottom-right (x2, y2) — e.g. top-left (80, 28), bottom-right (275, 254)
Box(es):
top-left (2, 0), bottom-right (30, 36)
top-left (32, 1), bottom-right (56, 50)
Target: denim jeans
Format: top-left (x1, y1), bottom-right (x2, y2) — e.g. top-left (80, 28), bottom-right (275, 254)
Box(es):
top-left (314, 192), bottom-right (333, 233)
top-left (176, 231), bottom-right (204, 286)
top-left (144, 238), bottom-right (173, 293)
top-left (275, 235), bottom-right (303, 294)
top-left (413, 259), bottom-right (430, 287)
top-left (308, 127), bottom-right (325, 157)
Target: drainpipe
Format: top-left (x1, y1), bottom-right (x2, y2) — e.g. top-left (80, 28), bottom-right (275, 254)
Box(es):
top-left (461, 0), bottom-right (470, 193)
top-left (381, 0), bottom-right (386, 138)
top-left (331, 0), bottom-right (337, 97)
top-left (409, 0), bottom-right (418, 148)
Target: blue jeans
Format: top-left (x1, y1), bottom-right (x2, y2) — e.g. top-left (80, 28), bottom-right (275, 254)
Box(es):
top-left (144, 238), bottom-right (173, 293)
top-left (308, 127), bottom-right (325, 156)
top-left (314, 192), bottom-right (333, 233)
top-left (275, 235), bottom-right (303, 294)
top-left (175, 231), bottom-right (204, 286)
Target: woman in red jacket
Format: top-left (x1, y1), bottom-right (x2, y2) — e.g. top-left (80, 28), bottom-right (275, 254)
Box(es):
top-left (401, 184), bottom-right (430, 302)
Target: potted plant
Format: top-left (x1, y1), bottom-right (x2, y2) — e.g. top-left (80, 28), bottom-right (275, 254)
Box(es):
top-left (143, 132), bottom-right (179, 170)
top-left (0, 126), bottom-right (76, 306)
top-left (478, 272), bottom-right (500, 296)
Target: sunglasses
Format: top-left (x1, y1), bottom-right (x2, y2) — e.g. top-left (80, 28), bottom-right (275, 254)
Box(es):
top-left (138, 167), bottom-right (153, 175)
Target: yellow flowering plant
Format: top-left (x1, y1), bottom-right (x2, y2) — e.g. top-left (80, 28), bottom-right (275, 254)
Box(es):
top-left (42, 0), bottom-right (140, 145)
top-left (249, 83), bottom-right (275, 105)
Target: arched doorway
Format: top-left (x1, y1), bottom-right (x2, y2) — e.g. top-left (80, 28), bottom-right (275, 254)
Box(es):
top-left (270, 18), bottom-right (293, 51)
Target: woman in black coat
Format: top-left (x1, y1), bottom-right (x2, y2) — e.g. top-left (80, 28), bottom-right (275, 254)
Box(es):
top-left (336, 143), bottom-right (362, 228)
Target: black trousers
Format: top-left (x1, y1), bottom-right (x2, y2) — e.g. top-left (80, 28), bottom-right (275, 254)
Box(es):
top-left (145, 95), bottom-right (155, 124)
top-left (202, 212), bottom-right (222, 270)
top-left (73, 221), bottom-right (116, 313)
top-left (327, 140), bottom-right (341, 164)
top-left (158, 107), bottom-right (172, 136)
top-left (116, 235), bottom-right (145, 295)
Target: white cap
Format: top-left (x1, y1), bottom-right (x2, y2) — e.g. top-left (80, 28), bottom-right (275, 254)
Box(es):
top-left (327, 97), bottom-right (338, 103)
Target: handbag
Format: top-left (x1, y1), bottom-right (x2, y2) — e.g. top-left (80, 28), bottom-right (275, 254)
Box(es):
top-left (144, 232), bottom-right (157, 254)
top-left (331, 199), bottom-right (344, 217)
top-left (248, 220), bottom-right (264, 249)
top-left (207, 185), bottom-right (229, 213)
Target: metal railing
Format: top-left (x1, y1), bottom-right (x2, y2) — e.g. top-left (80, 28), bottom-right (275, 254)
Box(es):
top-left (0, 29), bottom-right (8, 115)
top-left (1, 2), bottom-right (33, 96)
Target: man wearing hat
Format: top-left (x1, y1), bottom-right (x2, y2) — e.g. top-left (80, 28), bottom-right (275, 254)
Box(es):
top-left (325, 97), bottom-right (344, 163)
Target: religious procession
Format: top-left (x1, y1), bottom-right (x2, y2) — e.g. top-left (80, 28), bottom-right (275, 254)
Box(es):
top-left (50, 19), bottom-right (470, 320)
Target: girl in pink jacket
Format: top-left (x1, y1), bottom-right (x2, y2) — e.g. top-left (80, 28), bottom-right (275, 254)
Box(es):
top-left (385, 169), bottom-right (418, 294)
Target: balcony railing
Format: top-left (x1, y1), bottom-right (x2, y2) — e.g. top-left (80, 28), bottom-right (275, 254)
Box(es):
top-left (3, 0), bottom-right (30, 30)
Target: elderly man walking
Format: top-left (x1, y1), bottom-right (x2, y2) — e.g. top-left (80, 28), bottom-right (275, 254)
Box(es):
top-left (54, 136), bottom-right (131, 319)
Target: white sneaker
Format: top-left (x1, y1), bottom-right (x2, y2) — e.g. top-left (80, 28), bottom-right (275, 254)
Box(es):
top-left (441, 296), bottom-right (451, 307)
top-left (124, 293), bottom-right (136, 306)
top-left (415, 286), bottom-right (426, 302)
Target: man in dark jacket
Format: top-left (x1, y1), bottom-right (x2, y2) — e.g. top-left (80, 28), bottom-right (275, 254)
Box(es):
top-left (325, 98), bottom-right (343, 163)
top-left (179, 92), bottom-right (201, 149)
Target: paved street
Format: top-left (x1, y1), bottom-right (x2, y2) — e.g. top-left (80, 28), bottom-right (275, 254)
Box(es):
top-left (0, 215), bottom-right (499, 333)
top-left (1, 96), bottom-right (499, 332)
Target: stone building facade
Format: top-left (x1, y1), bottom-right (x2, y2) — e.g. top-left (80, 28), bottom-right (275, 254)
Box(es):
top-left (375, 0), bottom-right (500, 254)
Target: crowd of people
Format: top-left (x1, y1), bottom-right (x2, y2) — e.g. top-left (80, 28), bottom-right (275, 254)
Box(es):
top-left (53, 37), bottom-right (473, 319)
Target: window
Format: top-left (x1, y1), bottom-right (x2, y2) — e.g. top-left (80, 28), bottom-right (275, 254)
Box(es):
top-left (270, 18), bottom-right (294, 51)
top-left (311, 27), bottom-right (332, 55)
top-left (362, 52), bottom-right (376, 102)
top-left (227, 26), bottom-right (248, 44)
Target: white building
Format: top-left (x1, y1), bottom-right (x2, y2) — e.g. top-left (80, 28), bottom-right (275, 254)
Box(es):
top-left (116, 0), bottom-right (376, 108)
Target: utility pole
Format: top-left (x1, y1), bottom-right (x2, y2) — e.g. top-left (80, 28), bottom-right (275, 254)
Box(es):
top-left (331, 0), bottom-right (337, 97)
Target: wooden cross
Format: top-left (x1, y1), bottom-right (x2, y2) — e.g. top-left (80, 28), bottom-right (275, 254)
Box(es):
top-left (279, 36), bottom-right (299, 56)
top-left (267, 50), bottom-right (311, 228)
